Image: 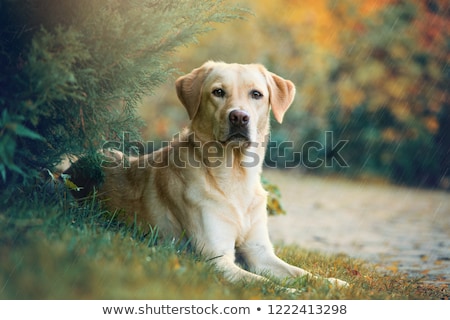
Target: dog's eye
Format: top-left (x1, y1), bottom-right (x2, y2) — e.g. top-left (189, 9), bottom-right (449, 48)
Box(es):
top-left (251, 90), bottom-right (263, 100)
top-left (212, 88), bottom-right (226, 98)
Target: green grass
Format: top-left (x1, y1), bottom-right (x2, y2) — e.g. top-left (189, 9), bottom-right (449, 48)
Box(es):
top-left (0, 191), bottom-right (448, 300)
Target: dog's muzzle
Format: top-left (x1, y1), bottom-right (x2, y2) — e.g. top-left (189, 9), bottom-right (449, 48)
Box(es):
top-left (222, 110), bottom-right (251, 144)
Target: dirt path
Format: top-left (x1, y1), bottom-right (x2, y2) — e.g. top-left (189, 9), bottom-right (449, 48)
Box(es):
top-left (265, 169), bottom-right (450, 285)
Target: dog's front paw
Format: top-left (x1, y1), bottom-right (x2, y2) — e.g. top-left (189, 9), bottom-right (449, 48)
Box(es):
top-left (326, 277), bottom-right (349, 288)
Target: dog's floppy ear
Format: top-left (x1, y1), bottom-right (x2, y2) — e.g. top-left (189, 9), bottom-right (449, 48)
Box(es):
top-left (175, 64), bottom-right (210, 120)
top-left (266, 71), bottom-right (296, 123)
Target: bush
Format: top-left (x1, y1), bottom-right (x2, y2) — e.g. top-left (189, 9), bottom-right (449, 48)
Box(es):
top-left (0, 0), bottom-right (244, 192)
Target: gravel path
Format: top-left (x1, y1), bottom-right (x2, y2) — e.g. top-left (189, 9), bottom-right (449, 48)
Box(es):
top-left (265, 169), bottom-right (450, 285)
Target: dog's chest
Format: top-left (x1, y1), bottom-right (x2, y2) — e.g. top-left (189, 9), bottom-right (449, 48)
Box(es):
top-left (210, 170), bottom-right (265, 223)
top-left (177, 165), bottom-right (267, 244)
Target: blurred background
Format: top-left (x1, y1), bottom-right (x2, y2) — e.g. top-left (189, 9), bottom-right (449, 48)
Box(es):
top-left (139, 0), bottom-right (449, 189)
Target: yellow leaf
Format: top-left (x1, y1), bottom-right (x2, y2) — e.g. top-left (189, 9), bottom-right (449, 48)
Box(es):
top-left (385, 262), bottom-right (399, 273)
top-left (168, 256), bottom-right (181, 271)
top-left (61, 173), bottom-right (83, 192)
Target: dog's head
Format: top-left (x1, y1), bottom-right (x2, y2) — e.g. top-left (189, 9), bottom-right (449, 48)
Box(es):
top-left (175, 61), bottom-right (295, 146)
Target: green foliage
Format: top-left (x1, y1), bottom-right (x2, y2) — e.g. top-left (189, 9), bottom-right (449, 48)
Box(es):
top-left (388, 119), bottom-right (442, 186)
top-left (328, 105), bottom-right (442, 186)
top-left (262, 176), bottom-right (286, 215)
top-left (0, 0), bottom-right (245, 189)
top-left (0, 109), bottom-right (44, 181)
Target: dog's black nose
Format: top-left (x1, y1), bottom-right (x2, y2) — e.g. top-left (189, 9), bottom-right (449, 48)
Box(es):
top-left (229, 110), bottom-right (250, 127)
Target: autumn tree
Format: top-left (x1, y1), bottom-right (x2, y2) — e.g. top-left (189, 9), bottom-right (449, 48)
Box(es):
top-left (329, 0), bottom-right (449, 186)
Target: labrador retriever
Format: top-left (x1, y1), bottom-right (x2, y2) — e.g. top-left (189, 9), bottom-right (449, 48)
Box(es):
top-left (69, 61), bottom-right (348, 288)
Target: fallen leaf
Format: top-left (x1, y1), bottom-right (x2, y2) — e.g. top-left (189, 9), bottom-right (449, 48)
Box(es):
top-left (347, 268), bottom-right (361, 277)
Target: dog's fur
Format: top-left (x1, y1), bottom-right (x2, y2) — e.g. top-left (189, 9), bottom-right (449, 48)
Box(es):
top-left (68, 61), bottom-right (347, 287)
